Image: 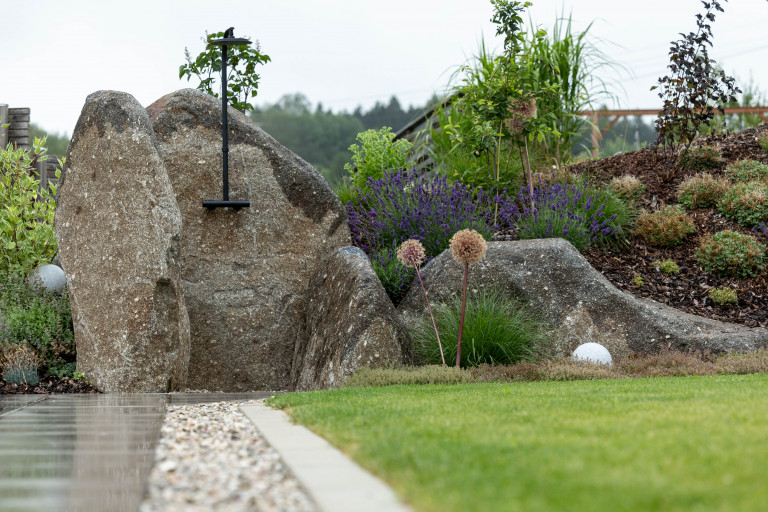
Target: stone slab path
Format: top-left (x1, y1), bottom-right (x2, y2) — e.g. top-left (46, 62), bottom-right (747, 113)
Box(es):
top-left (0, 393), bottom-right (411, 512)
top-left (0, 393), bottom-right (269, 512)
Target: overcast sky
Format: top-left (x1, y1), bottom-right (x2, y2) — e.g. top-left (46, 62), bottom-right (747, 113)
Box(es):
top-left (1, 0), bottom-right (767, 136)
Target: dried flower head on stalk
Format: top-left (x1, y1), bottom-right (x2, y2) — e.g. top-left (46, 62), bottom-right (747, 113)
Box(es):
top-left (449, 229), bottom-right (488, 266)
top-left (396, 239), bottom-right (426, 269)
top-left (397, 238), bottom-right (447, 366)
top-left (449, 229), bottom-right (488, 367)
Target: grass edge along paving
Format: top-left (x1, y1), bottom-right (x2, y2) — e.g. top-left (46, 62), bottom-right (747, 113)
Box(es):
top-left (269, 374), bottom-right (768, 512)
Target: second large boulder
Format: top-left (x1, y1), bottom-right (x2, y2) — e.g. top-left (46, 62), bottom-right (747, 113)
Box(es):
top-left (147, 89), bottom-right (351, 391)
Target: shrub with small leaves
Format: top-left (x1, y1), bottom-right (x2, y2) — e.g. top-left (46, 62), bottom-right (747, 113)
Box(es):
top-left (1, 342), bottom-right (39, 386)
top-left (1, 137), bottom-right (60, 275)
top-left (344, 127), bottom-right (414, 193)
top-left (696, 230), bottom-right (766, 278)
top-left (725, 159), bottom-right (768, 182)
top-left (609, 175), bottom-right (646, 202)
top-left (0, 272), bottom-right (75, 373)
top-left (716, 181), bottom-right (768, 227)
top-left (655, 259), bottom-right (680, 275)
top-left (708, 286), bottom-right (738, 305)
top-left (632, 275), bottom-right (644, 287)
top-left (675, 145), bottom-right (723, 170)
top-left (634, 205), bottom-right (696, 247)
top-left (676, 173), bottom-right (731, 209)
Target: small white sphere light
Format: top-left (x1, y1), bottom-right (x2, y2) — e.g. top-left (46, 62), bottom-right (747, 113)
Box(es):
top-left (29, 264), bottom-right (67, 294)
top-left (573, 342), bottom-right (613, 366)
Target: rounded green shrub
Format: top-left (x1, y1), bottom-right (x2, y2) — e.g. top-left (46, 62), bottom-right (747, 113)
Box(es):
top-left (634, 205), bottom-right (696, 247)
top-left (676, 145), bottom-right (723, 170)
top-left (716, 181), bottom-right (768, 227)
top-left (708, 286), bottom-right (738, 305)
top-left (696, 230), bottom-right (766, 277)
top-left (725, 159), bottom-right (768, 182)
top-left (411, 288), bottom-right (552, 368)
top-left (676, 173), bottom-right (731, 209)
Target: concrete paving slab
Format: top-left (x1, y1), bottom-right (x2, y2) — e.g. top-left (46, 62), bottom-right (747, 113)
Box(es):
top-left (241, 403), bottom-right (411, 512)
top-left (0, 392), bottom-right (275, 512)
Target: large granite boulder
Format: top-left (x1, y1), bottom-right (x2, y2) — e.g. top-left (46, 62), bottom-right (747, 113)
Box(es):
top-left (147, 89), bottom-right (351, 391)
top-left (291, 247), bottom-right (413, 391)
top-left (398, 239), bottom-right (768, 359)
top-left (55, 91), bottom-right (190, 393)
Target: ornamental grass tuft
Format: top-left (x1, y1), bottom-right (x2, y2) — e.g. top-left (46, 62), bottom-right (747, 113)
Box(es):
top-left (412, 288), bottom-right (551, 369)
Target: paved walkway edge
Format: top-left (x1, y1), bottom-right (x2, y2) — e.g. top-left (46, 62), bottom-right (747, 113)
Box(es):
top-left (240, 403), bottom-right (411, 512)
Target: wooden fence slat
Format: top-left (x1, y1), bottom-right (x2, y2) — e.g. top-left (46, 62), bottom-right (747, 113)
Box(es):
top-left (0, 104), bottom-right (7, 148)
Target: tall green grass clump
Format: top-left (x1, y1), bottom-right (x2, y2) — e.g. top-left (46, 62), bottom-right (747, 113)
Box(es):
top-left (411, 288), bottom-right (552, 368)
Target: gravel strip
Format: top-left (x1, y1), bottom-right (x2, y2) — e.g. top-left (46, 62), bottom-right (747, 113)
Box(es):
top-left (140, 399), bottom-right (317, 512)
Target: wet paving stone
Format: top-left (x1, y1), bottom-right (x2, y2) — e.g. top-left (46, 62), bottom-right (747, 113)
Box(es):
top-left (0, 392), bottom-right (273, 512)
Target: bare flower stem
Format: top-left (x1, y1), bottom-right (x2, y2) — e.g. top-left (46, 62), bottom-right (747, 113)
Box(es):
top-left (455, 262), bottom-right (469, 367)
top-left (415, 265), bottom-right (446, 366)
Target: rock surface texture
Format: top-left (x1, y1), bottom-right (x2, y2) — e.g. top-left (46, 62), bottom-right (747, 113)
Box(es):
top-left (398, 239), bottom-right (768, 359)
top-left (291, 247), bottom-right (413, 391)
top-left (147, 89), bottom-right (351, 391)
top-left (55, 91), bottom-right (190, 393)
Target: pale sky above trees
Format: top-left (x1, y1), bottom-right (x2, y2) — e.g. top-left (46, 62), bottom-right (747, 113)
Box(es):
top-left (1, 0), bottom-right (766, 135)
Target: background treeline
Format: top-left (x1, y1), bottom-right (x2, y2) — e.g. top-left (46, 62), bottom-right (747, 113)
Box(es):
top-left (249, 93), bottom-right (435, 185)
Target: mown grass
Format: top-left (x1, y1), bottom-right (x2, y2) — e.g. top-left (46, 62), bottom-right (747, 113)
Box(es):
top-left (269, 374), bottom-right (768, 512)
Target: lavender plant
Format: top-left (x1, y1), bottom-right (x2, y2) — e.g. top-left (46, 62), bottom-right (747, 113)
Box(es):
top-left (512, 179), bottom-right (628, 251)
top-left (347, 169), bottom-right (517, 260)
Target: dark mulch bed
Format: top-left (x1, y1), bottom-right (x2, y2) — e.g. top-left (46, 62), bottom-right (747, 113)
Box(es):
top-left (569, 124), bottom-right (768, 328)
top-left (1, 375), bottom-right (100, 395)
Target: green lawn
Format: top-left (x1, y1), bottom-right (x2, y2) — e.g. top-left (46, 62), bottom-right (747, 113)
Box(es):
top-left (268, 374), bottom-right (768, 512)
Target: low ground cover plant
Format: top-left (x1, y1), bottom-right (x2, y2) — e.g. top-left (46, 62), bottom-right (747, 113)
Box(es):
top-left (608, 175), bottom-right (645, 202)
top-left (696, 230), bottom-right (766, 278)
top-left (674, 144), bottom-right (723, 170)
top-left (1, 341), bottom-right (39, 386)
top-left (0, 272), bottom-right (76, 377)
top-left (676, 173), bottom-right (730, 209)
top-left (709, 286), bottom-right (738, 305)
top-left (633, 205), bottom-right (696, 247)
top-left (725, 159), bottom-right (768, 182)
top-left (717, 180), bottom-right (768, 226)
top-left (654, 259), bottom-right (680, 275)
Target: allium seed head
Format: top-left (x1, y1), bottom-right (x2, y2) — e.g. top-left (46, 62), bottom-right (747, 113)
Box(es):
top-left (449, 229), bottom-right (487, 265)
top-left (397, 239), bottom-right (426, 268)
